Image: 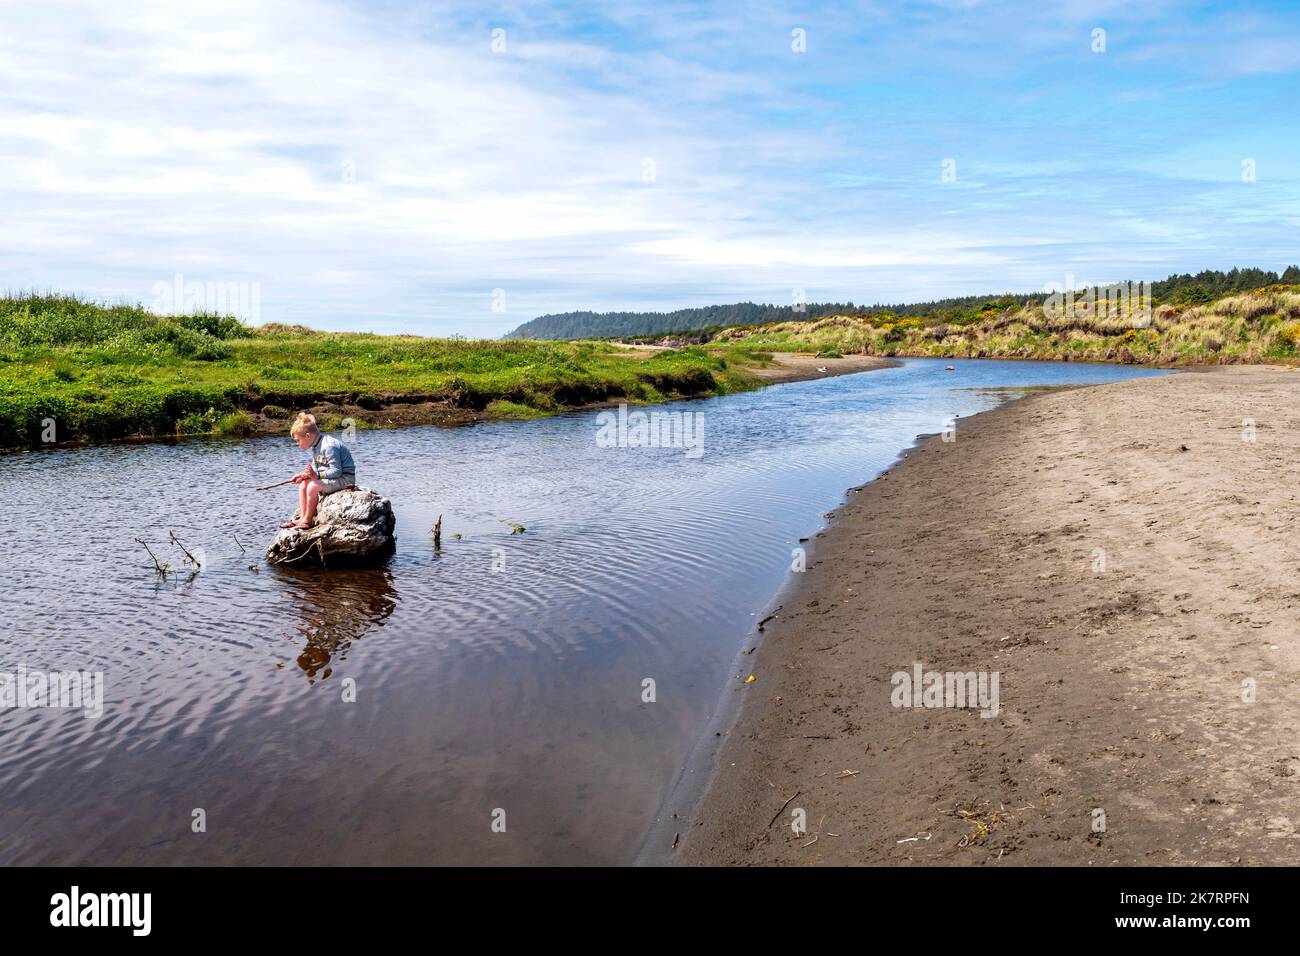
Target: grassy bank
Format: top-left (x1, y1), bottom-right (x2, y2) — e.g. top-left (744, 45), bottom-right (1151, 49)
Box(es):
top-left (0, 295), bottom-right (752, 450)
top-left (704, 286), bottom-right (1300, 365)
top-left (11, 284), bottom-right (1297, 451)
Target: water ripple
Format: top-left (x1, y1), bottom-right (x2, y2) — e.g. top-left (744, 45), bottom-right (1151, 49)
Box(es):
top-left (0, 358), bottom-right (1171, 864)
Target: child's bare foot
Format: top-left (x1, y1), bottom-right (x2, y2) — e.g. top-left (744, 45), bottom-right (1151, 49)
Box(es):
top-left (280, 519), bottom-right (298, 528)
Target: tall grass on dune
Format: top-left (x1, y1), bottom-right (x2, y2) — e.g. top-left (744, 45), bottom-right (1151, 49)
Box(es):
top-left (708, 285), bottom-right (1300, 366)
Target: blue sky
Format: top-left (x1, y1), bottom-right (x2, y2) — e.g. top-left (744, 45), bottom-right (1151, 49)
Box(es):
top-left (1, 0), bottom-right (1297, 336)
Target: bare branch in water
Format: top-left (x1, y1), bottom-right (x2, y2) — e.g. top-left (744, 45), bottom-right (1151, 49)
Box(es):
top-left (169, 531), bottom-right (201, 569)
top-left (135, 538), bottom-right (168, 576)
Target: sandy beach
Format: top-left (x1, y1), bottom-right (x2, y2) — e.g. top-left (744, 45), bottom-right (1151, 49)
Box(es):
top-left (740, 352), bottom-right (899, 383)
top-left (677, 365), bottom-right (1300, 865)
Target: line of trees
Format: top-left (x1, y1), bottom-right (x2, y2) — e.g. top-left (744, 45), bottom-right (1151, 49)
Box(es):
top-left (1152, 267), bottom-right (1300, 303)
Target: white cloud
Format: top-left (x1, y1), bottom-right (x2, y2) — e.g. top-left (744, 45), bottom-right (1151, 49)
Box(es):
top-left (0, 0), bottom-right (1297, 335)
top-left (0, 0), bottom-right (748, 332)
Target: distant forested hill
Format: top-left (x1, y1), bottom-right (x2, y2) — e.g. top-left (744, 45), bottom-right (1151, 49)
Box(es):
top-left (505, 302), bottom-right (860, 340)
top-left (504, 296), bottom-right (1048, 340)
top-left (504, 267), bottom-right (1300, 340)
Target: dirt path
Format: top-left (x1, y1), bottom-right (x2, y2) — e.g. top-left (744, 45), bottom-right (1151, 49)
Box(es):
top-left (676, 365), bottom-right (1300, 865)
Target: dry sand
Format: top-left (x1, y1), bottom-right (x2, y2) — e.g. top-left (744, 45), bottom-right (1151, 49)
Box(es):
top-left (677, 365), bottom-right (1300, 866)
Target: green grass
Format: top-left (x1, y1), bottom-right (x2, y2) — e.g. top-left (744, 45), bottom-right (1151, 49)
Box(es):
top-left (485, 399), bottom-right (550, 419)
top-left (214, 411), bottom-right (254, 436)
top-left (15, 284), bottom-right (1294, 452)
top-left (0, 294), bottom-right (753, 450)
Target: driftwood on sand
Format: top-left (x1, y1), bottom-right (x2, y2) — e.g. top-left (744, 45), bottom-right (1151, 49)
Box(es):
top-left (266, 487), bottom-right (396, 567)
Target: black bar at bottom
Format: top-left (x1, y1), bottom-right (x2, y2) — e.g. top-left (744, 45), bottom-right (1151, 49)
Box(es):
top-left (0, 865), bottom-right (1277, 941)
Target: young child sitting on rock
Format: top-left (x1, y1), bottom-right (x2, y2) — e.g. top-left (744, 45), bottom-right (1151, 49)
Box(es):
top-left (282, 413), bottom-right (357, 529)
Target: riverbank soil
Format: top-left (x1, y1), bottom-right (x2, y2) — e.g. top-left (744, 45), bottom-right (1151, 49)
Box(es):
top-left (235, 354), bottom-right (897, 439)
top-left (677, 365), bottom-right (1300, 865)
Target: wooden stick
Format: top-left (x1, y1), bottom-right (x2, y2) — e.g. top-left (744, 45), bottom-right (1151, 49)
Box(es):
top-left (168, 531), bottom-right (201, 569)
top-left (768, 790), bottom-right (801, 829)
top-left (256, 479), bottom-right (296, 491)
top-left (135, 538), bottom-right (167, 575)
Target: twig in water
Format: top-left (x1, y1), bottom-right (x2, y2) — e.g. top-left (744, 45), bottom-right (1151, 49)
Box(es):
top-left (135, 538), bottom-right (168, 576)
top-left (169, 531), bottom-right (201, 569)
top-left (232, 533), bottom-right (246, 553)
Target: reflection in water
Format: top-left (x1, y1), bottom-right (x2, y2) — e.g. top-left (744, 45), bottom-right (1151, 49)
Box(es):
top-left (0, 358), bottom-right (1175, 865)
top-left (273, 567), bottom-right (399, 682)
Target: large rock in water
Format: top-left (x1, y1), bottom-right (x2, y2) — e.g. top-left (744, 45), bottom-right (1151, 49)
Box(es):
top-left (266, 487), bottom-right (396, 566)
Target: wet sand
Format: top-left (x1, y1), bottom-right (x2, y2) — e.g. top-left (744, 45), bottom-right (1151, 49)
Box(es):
top-left (677, 365), bottom-right (1300, 865)
top-left (739, 352), bottom-right (899, 383)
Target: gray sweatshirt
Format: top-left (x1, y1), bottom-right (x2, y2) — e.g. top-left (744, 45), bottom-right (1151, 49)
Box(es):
top-left (310, 432), bottom-right (355, 480)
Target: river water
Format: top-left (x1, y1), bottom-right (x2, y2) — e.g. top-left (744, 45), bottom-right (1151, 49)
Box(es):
top-left (0, 358), bottom-right (1169, 864)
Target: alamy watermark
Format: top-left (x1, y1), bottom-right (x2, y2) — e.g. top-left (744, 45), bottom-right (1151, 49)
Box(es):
top-left (1, 666), bottom-right (104, 718)
top-left (595, 403), bottom-right (705, 459)
top-left (890, 661), bottom-right (999, 718)
top-left (152, 273), bottom-right (261, 322)
top-left (1043, 275), bottom-right (1152, 327)
top-left (50, 886), bottom-right (150, 936)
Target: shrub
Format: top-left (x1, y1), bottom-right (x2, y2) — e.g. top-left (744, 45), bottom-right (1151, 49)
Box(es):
top-left (215, 411), bottom-right (253, 435)
top-left (1171, 285), bottom-right (1215, 305)
top-left (176, 408), bottom-right (218, 435)
top-left (176, 313), bottom-right (250, 340)
top-left (160, 325), bottom-right (232, 361)
top-left (1278, 322), bottom-right (1300, 351)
